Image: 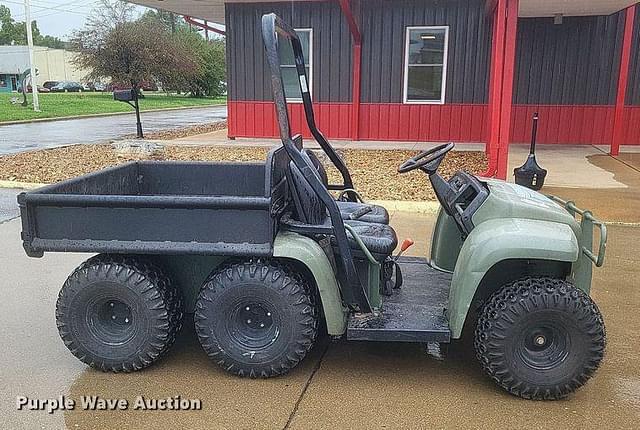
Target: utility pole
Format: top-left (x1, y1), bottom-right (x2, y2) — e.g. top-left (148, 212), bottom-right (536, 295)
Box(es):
top-left (24, 0), bottom-right (40, 112)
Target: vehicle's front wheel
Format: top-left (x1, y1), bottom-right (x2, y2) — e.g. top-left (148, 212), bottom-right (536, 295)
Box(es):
top-left (56, 255), bottom-right (183, 372)
top-left (474, 277), bottom-right (606, 400)
top-left (195, 260), bottom-right (318, 378)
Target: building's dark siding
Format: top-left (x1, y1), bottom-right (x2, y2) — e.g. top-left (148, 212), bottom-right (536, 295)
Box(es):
top-left (226, 1), bottom-right (352, 102)
top-left (626, 4), bottom-right (640, 105)
top-left (513, 13), bottom-right (624, 105)
top-left (357, 0), bottom-right (491, 104)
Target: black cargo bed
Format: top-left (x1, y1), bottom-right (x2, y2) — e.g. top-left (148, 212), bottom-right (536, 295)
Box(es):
top-left (18, 147), bottom-right (290, 257)
top-left (347, 257), bottom-right (451, 342)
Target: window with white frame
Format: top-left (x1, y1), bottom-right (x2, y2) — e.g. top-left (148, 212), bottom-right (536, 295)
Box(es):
top-left (277, 28), bottom-right (312, 101)
top-left (403, 26), bottom-right (449, 104)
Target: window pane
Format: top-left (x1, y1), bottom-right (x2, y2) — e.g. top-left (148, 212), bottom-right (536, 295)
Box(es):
top-left (408, 28), bottom-right (446, 65)
top-left (278, 30), bottom-right (311, 99)
top-left (282, 66), bottom-right (311, 99)
top-left (407, 66), bottom-right (443, 101)
top-left (278, 30), bottom-right (310, 66)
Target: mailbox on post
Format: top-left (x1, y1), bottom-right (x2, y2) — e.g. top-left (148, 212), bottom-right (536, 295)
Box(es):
top-left (113, 87), bottom-right (144, 138)
top-left (113, 89), bottom-right (135, 102)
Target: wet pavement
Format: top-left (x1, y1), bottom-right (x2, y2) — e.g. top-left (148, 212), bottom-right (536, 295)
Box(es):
top-left (0, 105), bottom-right (227, 155)
top-left (0, 154), bottom-right (639, 429)
top-left (0, 188), bottom-right (19, 223)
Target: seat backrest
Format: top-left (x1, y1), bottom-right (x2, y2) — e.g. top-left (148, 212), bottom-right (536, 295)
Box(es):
top-left (287, 150), bottom-right (328, 225)
top-left (287, 153), bottom-right (328, 225)
top-left (303, 149), bottom-right (329, 187)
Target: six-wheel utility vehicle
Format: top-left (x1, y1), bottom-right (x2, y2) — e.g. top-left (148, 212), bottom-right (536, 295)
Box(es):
top-left (18, 14), bottom-right (607, 400)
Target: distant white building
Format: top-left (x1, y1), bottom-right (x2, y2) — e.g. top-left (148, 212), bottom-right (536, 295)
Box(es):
top-left (0, 46), bottom-right (85, 92)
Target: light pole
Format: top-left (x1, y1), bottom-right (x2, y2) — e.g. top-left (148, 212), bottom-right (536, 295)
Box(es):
top-left (24, 0), bottom-right (40, 112)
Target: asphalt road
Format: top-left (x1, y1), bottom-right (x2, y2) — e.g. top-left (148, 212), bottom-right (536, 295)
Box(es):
top-left (0, 105), bottom-right (227, 155)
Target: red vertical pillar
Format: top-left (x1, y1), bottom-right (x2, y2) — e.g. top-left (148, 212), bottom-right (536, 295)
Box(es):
top-left (496, 0), bottom-right (518, 179)
top-left (484, 0), bottom-right (506, 177)
top-left (611, 5), bottom-right (636, 156)
top-left (483, 0), bottom-right (518, 180)
top-left (339, 0), bottom-right (362, 141)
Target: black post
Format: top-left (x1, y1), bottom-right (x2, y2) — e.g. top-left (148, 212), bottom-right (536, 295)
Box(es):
top-left (530, 112), bottom-right (539, 155)
top-left (133, 85), bottom-right (144, 139)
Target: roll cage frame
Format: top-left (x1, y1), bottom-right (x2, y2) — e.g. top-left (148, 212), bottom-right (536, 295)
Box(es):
top-left (261, 13), bottom-right (372, 312)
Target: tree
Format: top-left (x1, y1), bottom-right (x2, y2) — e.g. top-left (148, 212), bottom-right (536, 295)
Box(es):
top-left (138, 9), bottom-right (180, 33)
top-left (72, 19), bottom-right (195, 89)
top-left (71, 1), bottom-right (226, 97)
top-left (0, 5), bottom-right (64, 48)
top-left (166, 29), bottom-right (226, 97)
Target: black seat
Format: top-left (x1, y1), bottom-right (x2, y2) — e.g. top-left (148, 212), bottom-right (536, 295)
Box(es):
top-left (303, 149), bottom-right (390, 224)
top-left (287, 157), bottom-right (397, 258)
top-left (341, 220), bottom-right (398, 256)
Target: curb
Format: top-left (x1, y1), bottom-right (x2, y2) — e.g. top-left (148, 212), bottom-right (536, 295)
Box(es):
top-left (0, 103), bottom-right (227, 126)
top-left (370, 200), bottom-right (440, 214)
top-left (0, 180), bottom-right (47, 190)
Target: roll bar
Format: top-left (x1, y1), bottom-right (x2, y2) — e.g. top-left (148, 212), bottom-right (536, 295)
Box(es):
top-left (261, 13), bottom-right (371, 312)
top-left (260, 13), bottom-right (355, 195)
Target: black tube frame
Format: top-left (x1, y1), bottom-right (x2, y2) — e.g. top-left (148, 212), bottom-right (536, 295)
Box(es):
top-left (260, 14), bottom-right (355, 197)
top-left (261, 13), bottom-right (371, 312)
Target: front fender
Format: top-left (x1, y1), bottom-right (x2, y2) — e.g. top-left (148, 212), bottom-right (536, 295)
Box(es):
top-left (273, 231), bottom-right (347, 336)
top-left (448, 218), bottom-right (579, 338)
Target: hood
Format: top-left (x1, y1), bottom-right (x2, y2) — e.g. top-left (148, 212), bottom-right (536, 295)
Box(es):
top-left (472, 179), bottom-right (580, 233)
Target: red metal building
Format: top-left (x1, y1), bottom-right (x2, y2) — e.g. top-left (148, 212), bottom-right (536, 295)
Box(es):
top-left (132, 0), bottom-right (640, 178)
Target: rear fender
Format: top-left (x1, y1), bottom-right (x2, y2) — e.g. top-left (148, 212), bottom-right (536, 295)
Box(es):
top-left (274, 231), bottom-right (347, 335)
top-left (447, 218), bottom-right (579, 338)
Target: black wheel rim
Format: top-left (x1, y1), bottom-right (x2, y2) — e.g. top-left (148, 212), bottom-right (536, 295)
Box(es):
top-left (517, 323), bottom-right (571, 370)
top-left (86, 297), bottom-right (137, 345)
top-left (227, 300), bottom-right (280, 350)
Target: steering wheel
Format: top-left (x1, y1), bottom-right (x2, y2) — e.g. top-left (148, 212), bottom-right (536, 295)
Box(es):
top-left (398, 143), bottom-right (455, 175)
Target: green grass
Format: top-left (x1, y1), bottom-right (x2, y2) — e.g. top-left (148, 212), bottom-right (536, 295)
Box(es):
top-left (0, 92), bottom-right (227, 122)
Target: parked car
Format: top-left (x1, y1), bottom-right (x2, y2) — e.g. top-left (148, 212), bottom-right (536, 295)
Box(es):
top-left (108, 81), bottom-right (158, 92)
top-left (26, 85), bottom-right (50, 93)
top-left (50, 81), bottom-right (84, 92)
top-left (17, 84), bottom-right (51, 93)
top-left (42, 81), bottom-right (59, 90)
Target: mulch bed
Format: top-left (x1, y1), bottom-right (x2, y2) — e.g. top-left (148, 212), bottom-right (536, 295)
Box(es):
top-left (0, 144), bottom-right (486, 201)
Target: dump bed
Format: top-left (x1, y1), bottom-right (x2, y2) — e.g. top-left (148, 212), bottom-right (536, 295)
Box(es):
top-left (18, 147), bottom-right (289, 257)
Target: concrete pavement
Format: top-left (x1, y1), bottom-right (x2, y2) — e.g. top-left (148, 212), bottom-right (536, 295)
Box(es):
top-left (0, 188), bottom-right (20, 223)
top-left (0, 105), bottom-right (227, 155)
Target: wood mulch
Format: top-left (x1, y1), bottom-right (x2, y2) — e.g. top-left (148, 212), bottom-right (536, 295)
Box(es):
top-left (0, 143), bottom-right (486, 201)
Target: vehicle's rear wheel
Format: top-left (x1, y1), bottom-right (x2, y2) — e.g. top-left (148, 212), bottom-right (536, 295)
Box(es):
top-left (56, 255), bottom-right (183, 372)
top-left (474, 277), bottom-right (605, 400)
top-left (195, 260), bottom-right (318, 378)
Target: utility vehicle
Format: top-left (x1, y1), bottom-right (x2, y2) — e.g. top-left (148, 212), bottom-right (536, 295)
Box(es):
top-left (18, 14), bottom-right (607, 400)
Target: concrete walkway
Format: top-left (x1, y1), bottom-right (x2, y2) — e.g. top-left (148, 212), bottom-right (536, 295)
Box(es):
top-left (171, 130), bottom-right (636, 189)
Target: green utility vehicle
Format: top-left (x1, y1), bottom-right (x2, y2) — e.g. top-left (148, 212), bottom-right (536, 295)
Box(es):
top-left (17, 14), bottom-right (607, 400)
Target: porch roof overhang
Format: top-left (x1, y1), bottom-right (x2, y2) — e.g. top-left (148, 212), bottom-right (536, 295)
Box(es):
top-left (519, 0), bottom-right (638, 17)
top-left (128, 0), bottom-right (639, 24)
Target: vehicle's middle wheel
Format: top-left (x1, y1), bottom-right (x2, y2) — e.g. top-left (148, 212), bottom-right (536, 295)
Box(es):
top-left (195, 260), bottom-right (318, 378)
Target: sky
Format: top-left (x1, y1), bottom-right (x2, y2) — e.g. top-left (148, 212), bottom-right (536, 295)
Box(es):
top-left (3, 0), bottom-right (148, 41)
